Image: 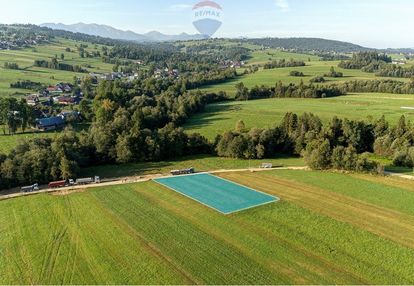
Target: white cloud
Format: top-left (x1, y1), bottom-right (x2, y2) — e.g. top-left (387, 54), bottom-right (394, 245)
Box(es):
top-left (169, 4), bottom-right (192, 11)
top-left (274, 0), bottom-right (290, 12)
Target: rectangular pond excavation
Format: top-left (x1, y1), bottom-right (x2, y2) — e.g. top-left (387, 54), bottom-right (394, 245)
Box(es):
top-left (154, 173), bottom-right (279, 214)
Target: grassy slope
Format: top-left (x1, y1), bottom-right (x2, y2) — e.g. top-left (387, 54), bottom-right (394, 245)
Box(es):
top-left (184, 93), bottom-right (414, 139)
top-left (1, 170), bottom-right (414, 284)
top-left (0, 38), bottom-right (113, 97)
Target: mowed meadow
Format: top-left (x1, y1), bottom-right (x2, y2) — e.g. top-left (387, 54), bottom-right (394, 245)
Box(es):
top-left (1, 169), bottom-right (414, 284)
top-left (184, 93), bottom-right (414, 139)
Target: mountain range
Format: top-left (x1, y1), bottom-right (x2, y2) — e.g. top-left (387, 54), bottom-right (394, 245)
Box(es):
top-left (40, 22), bottom-right (207, 42)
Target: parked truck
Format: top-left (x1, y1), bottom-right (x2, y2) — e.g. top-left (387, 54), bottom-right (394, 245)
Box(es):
top-left (48, 180), bottom-right (67, 188)
top-left (75, 176), bottom-right (100, 185)
top-left (20, 184), bottom-right (39, 193)
top-left (170, 168), bottom-right (195, 176)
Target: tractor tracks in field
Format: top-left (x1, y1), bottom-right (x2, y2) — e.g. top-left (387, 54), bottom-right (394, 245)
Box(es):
top-left (87, 192), bottom-right (198, 285)
top-left (221, 172), bottom-right (414, 249)
top-left (38, 197), bottom-right (79, 284)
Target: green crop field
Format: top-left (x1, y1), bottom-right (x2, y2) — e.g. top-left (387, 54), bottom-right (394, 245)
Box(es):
top-left (1, 169), bottom-right (414, 284)
top-left (0, 38), bottom-right (114, 97)
top-left (184, 93), bottom-right (414, 139)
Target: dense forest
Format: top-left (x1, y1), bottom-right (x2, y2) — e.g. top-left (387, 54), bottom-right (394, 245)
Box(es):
top-left (239, 38), bottom-right (371, 53)
top-left (338, 52), bottom-right (414, 79)
top-left (339, 52), bottom-right (392, 69)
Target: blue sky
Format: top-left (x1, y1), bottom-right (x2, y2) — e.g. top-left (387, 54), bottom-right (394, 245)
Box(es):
top-left (1, 0), bottom-right (413, 48)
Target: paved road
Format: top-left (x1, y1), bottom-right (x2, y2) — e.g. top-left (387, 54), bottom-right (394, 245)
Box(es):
top-left (0, 167), bottom-right (308, 201)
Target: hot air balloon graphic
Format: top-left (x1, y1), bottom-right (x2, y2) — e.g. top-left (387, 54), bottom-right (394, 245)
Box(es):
top-left (192, 1), bottom-right (222, 38)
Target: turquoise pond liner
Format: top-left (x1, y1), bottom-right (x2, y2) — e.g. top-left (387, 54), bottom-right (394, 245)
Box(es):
top-left (154, 173), bottom-right (279, 214)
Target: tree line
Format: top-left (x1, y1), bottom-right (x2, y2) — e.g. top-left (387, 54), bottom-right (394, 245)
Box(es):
top-left (215, 112), bottom-right (414, 173)
top-left (235, 81), bottom-right (344, 101)
top-left (34, 59), bottom-right (87, 73)
top-left (3, 62), bottom-right (19, 70)
top-left (263, 59), bottom-right (306, 69)
top-left (332, 79), bottom-right (414, 94)
top-left (10, 80), bottom-right (44, 91)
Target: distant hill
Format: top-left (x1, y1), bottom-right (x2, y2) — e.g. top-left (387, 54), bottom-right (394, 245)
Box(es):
top-left (242, 38), bottom-right (372, 53)
top-left (40, 22), bottom-right (207, 42)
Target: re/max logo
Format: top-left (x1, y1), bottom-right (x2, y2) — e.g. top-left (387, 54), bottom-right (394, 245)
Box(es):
top-left (194, 10), bottom-right (221, 18)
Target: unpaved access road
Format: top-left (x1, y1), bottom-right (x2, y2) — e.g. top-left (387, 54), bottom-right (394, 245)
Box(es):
top-left (0, 167), bottom-right (308, 201)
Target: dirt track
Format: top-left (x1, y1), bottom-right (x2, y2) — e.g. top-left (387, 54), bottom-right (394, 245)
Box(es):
top-left (385, 171), bottom-right (414, 181)
top-left (2, 167), bottom-right (413, 201)
top-left (0, 167), bottom-right (308, 201)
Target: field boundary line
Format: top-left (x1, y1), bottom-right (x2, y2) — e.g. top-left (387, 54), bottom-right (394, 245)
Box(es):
top-left (154, 173), bottom-right (279, 215)
top-left (153, 178), bottom-right (230, 215)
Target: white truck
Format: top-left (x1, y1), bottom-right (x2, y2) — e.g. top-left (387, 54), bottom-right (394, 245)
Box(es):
top-left (75, 176), bottom-right (100, 185)
top-left (261, 163), bottom-right (273, 169)
top-left (20, 183), bottom-right (39, 193)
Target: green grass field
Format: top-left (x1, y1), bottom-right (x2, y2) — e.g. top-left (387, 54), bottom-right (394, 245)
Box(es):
top-left (1, 169), bottom-right (414, 284)
top-left (0, 131), bottom-right (57, 154)
top-left (0, 38), bottom-right (113, 97)
top-left (199, 60), bottom-right (409, 97)
top-left (247, 49), bottom-right (320, 65)
top-left (0, 123), bottom-right (89, 154)
top-left (184, 93), bottom-right (414, 139)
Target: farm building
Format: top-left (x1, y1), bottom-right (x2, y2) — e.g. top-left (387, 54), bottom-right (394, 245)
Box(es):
top-left (35, 116), bottom-right (65, 131)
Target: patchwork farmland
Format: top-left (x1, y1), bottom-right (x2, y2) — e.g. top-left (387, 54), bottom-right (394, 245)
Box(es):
top-left (1, 169), bottom-right (414, 284)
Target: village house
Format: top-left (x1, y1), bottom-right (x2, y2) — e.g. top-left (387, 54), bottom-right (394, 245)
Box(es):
top-left (53, 95), bottom-right (81, 105)
top-left (35, 111), bottom-right (82, 131)
top-left (392, 59), bottom-right (406, 65)
top-left (46, 85), bottom-right (63, 95)
top-left (45, 83), bottom-right (73, 95)
top-left (26, 94), bottom-right (40, 106)
top-left (35, 116), bottom-right (65, 131)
